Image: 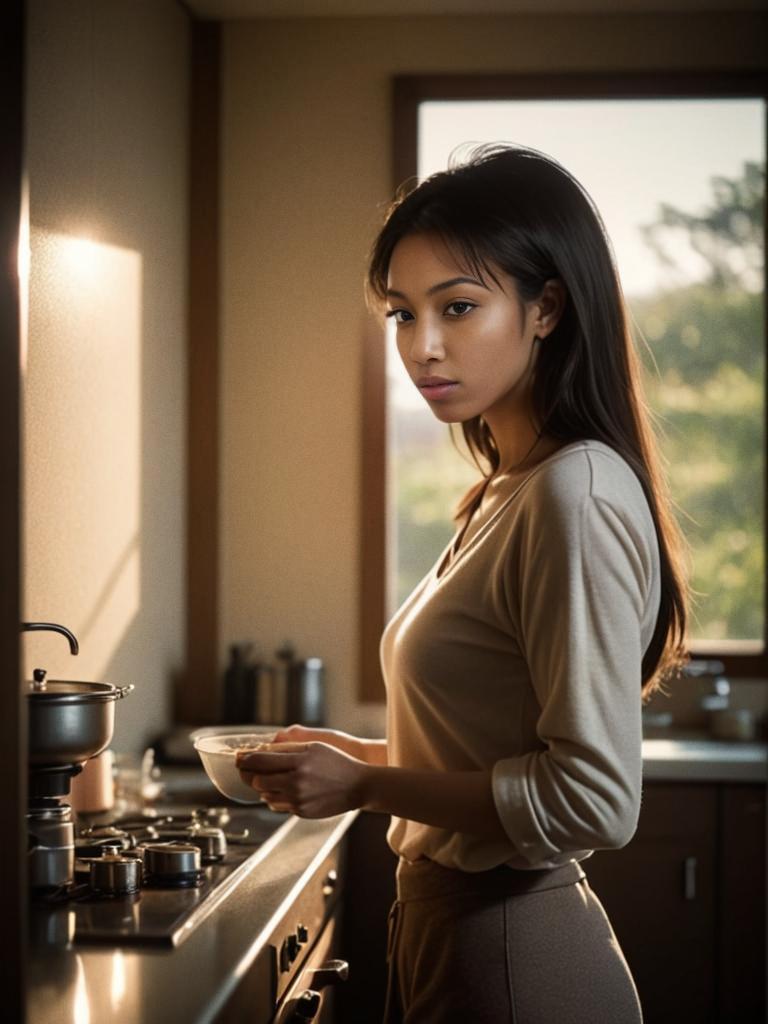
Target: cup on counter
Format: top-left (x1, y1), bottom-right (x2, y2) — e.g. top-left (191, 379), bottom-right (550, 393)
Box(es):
top-left (113, 748), bottom-right (163, 812)
top-left (70, 748), bottom-right (115, 814)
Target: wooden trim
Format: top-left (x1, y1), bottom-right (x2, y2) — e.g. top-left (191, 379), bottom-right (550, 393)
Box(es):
top-left (359, 70), bottom-right (768, 696)
top-left (359, 314), bottom-right (388, 702)
top-left (0, 2), bottom-right (26, 1016)
top-left (391, 69), bottom-right (768, 104)
top-left (177, 19), bottom-right (221, 724)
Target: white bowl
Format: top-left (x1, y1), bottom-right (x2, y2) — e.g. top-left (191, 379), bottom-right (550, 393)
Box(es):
top-left (189, 723), bottom-right (282, 744)
top-left (193, 730), bottom-right (278, 804)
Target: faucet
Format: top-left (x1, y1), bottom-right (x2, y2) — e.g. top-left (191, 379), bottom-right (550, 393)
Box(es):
top-left (20, 621), bottom-right (79, 655)
top-left (682, 658), bottom-right (730, 711)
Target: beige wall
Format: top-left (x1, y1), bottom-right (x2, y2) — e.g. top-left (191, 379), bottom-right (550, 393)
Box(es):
top-left (23, 0), bottom-right (189, 753)
top-left (222, 11), bottom-right (767, 737)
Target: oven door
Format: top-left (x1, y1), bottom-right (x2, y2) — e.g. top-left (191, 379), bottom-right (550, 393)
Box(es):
top-left (274, 910), bottom-right (348, 1024)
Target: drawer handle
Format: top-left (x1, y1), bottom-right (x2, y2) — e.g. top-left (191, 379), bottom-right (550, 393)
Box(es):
top-left (683, 856), bottom-right (697, 900)
top-left (322, 869), bottom-right (338, 897)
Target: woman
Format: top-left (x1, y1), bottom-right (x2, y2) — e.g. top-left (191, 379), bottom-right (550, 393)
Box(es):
top-left (236, 144), bottom-right (689, 1023)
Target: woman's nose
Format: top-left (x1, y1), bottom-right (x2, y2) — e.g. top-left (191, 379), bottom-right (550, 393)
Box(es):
top-left (405, 318), bottom-right (444, 364)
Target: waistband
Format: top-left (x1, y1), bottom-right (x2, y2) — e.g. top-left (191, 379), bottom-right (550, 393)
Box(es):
top-left (395, 856), bottom-right (586, 902)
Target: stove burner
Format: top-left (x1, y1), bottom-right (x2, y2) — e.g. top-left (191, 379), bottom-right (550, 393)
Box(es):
top-left (77, 822), bottom-right (162, 851)
top-left (88, 851), bottom-right (143, 897)
top-left (31, 881), bottom-right (90, 906)
top-left (30, 802), bottom-right (284, 946)
top-left (193, 806), bottom-right (231, 829)
top-left (76, 827), bottom-right (133, 853)
top-left (140, 842), bottom-right (205, 888)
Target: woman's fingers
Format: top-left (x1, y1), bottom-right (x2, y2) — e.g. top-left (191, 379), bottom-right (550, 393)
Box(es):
top-left (236, 741), bottom-right (365, 818)
top-left (236, 743), bottom-right (309, 773)
top-left (273, 724), bottom-right (309, 743)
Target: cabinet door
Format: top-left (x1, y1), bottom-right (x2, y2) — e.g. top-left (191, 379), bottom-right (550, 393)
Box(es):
top-left (584, 783), bottom-right (718, 1024)
top-left (718, 784), bottom-right (766, 1024)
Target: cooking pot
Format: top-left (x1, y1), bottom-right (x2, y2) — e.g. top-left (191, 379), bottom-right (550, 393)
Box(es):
top-left (27, 671), bottom-right (133, 766)
top-left (22, 621), bottom-right (133, 767)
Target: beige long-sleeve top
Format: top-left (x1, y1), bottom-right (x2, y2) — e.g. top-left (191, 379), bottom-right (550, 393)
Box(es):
top-left (380, 439), bottom-right (662, 872)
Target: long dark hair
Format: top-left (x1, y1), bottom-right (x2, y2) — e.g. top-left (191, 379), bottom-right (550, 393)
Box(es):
top-left (366, 143), bottom-right (689, 700)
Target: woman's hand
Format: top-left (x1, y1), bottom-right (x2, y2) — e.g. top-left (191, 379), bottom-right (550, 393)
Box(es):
top-left (235, 741), bottom-right (368, 818)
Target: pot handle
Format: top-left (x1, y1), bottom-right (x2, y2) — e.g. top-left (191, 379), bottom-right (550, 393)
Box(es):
top-left (116, 684), bottom-right (135, 700)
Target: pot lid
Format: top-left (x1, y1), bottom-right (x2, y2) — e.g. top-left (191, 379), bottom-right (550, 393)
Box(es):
top-left (25, 673), bottom-right (122, 703)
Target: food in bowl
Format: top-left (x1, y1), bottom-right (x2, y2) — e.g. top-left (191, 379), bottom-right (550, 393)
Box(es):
top-left (193, 731), bottom-right (278, 804)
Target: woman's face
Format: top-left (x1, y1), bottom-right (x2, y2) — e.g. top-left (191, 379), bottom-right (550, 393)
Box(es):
top-left (385, 232), bottom-right (549, 425)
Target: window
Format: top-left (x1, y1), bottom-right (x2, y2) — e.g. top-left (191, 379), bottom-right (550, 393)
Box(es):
top-left (359, 73), bottom-right (768, 700)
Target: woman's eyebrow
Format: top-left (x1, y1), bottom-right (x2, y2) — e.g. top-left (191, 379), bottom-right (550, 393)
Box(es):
top-left (386, 275), bottom-right (489, 300)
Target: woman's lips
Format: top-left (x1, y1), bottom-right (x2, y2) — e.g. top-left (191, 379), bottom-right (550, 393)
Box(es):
top-left (417, 377), bottom-right (459, 400)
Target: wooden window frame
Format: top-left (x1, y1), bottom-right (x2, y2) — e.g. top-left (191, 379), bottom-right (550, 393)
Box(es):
top-left (359, 70), bottom-right (768, 701)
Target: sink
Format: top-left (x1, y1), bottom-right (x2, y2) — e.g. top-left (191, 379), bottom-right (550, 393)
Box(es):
top-left (642, 736), bottom-right (768, 782)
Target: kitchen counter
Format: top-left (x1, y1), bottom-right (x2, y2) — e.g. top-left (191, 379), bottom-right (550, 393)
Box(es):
top-left (27, 788), bottom-right (358, 1024)
top-left (642, 732), bottom-right (768, 782)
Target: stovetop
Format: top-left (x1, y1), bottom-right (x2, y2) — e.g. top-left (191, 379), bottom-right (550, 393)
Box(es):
top-left (30, 802), bottom-right (292, 948)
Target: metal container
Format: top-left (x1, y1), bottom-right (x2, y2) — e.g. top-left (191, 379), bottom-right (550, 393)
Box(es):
top-left (89, 852), bottom-right (142, 896)
top-left (22, 620), bottom-right (133, 767)
top-left (181, 826), bottom-right (227, 863)
top-left (27, 801), bottom-right (75, 889)
top-left (286, 657), bottom-right (325, 727)
top-left (142, 843), bottom-right (201, 877)
top-left (27, 672), bottom-right (133, 766)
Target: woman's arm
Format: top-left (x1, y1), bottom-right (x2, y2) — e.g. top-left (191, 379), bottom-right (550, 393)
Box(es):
top-left (362, 764), bottom-right (507, 841)
top-left (236, 741), bottom-right (506, 840)
top-left (273, 724), bottom-right (388, 765)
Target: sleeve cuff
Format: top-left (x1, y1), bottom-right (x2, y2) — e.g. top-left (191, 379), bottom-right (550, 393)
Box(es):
top-left (491, 755), bottom-right (562, 866)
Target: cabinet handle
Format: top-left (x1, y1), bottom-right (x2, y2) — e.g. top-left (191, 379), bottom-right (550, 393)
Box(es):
top-left (306, 958), bottom-right (349, 990)
top-left (683, 856), bottom-right (697, 900)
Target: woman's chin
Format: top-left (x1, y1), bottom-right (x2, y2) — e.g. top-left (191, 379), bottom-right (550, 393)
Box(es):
top-left (428, 408), bottom-right (464, 424)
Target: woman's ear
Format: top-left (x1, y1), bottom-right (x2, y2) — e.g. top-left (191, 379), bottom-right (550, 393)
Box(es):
top-left (534, 278), bottom-right (566, 339)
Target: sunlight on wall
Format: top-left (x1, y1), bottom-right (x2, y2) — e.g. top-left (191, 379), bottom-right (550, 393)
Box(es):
top-left (17, 180), bottom-right (30, 375)
top-left (23, 230), bottom-right (142, 683)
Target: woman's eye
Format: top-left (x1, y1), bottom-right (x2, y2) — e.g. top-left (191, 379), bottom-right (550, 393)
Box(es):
top-left (445, 301), bottom-right (476, 317)
top-left (385, 309), bottom-right (414, 324)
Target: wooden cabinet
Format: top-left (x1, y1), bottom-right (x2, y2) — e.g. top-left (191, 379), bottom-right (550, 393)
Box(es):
top-left (585, 782), bottom-right (766, 1024)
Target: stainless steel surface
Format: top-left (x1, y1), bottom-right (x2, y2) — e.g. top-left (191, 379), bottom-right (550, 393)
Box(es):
top-left (642, 735), bottom-right (768, 781)
top-left (28, 808), bottom-right (358, 1024)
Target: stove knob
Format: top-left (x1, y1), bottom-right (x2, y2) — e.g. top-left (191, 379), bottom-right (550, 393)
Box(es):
top-left (297, 923), bottom-right (309, 943)
top-left (280, 932), bottom-right (301, 972)
top-left (288, 990), bottom-right (321, 1021)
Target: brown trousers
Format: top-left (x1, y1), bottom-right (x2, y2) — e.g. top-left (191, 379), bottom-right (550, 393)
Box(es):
top-left (383, 857), bottom-right (643, 1024)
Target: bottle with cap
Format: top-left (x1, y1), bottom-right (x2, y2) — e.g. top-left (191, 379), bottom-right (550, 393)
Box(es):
top-left (287, 657), bottom-right (325, 727)
top-left (271, 642), bottom-right (295, 725)
top-left (222, 643), bottom-right (259, 724)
